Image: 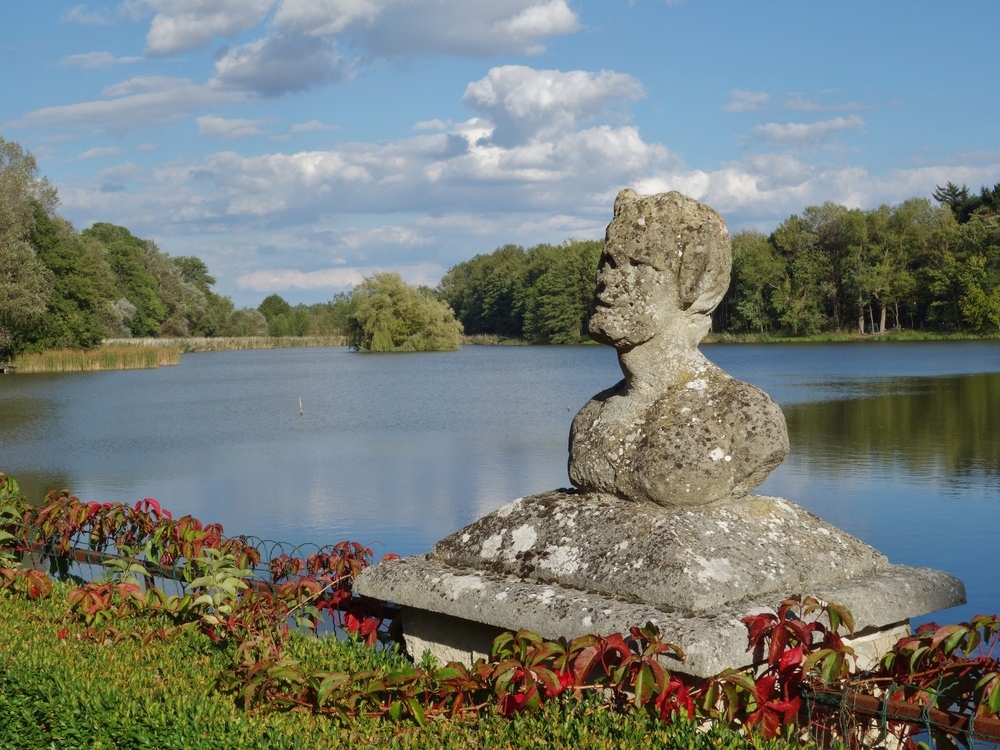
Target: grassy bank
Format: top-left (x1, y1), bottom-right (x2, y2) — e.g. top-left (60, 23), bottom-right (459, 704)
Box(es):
top-left (461, 334), bottom-right (530, 345)
top-left (0, 585), bottom-right (804, 750)
top-left (704, 329), bottom-right (1000, 344)
top-left (10, 344), bottom-right (181, 373)
top-left (105, 335), bottom-right (348, 352)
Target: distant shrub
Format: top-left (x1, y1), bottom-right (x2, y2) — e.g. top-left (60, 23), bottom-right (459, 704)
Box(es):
top-left (347, 273), bottom-right (463, 353)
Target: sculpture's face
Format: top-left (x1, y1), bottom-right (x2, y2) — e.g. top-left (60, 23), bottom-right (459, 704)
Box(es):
top-left (589, 249), bottom-right (679, 349)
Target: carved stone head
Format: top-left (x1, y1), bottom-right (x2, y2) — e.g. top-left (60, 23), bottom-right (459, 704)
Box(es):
top-left (589, 188), bottom-right (732, 352)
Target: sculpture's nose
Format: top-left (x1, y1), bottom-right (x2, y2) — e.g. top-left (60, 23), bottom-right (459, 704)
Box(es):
top-left (595, 254), bottom-right (621, 303)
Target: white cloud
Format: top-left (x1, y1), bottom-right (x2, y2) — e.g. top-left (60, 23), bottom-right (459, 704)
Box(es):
top-left (7, 77), bottom-right (246, 133)
top-left (211, 33), bottom-right (347, 96)
top-left (50, 67), bottom-right (664, 241)
top-left (78, 146), bottom-right (123, 160)
top-left (462, 66), bottom-right (645, 146)
top-left (414, 119), bottom-right (448, 132)
top-left (271, 0), bottom-right (380, 36)
top-left (273, 0), bottom-right (579, 57)
top-left (124, 0), bottom-right (277, 55)
top-left (754, 115), bottom-right (865, 145)
top-left (197, 115), bottom-right (270, 138)
top-left (235, 261), bottom-right (443, 291)
top-left (340, 225), bottom-right (428, 249)
top-left (291, 119), bottom-right (337, 134)
top-left (724, 90), bottom-right (769, 113)
top-left (490, 1), bottom-right (580, 54)
top-left (59, 52), bottom-right (143, 68)
top-left (62, 4), bottom-right (111, 25)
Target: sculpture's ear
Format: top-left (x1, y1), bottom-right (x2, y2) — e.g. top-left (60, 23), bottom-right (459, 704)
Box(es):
top-left (613, 188), bottom-right (639, 217)
top-left (679, 212), bottom-right (732, 317)
top-left (683, 247), bottom-right (732, 316)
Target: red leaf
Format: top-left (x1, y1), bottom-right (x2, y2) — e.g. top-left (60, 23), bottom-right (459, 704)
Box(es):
top-left (657, 677), bottom-right (694, 723)
top-left (498, 691), bottom-right (526, 717)
top-left (755, 675), bottom-right (777, 703)
top-left (768, 625), bottom-right (788, 666)
top-left (779, 645), bottom-right (804, 675)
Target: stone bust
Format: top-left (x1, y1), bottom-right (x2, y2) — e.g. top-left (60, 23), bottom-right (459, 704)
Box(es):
top-left (568, 189), bottom-right (789, 506)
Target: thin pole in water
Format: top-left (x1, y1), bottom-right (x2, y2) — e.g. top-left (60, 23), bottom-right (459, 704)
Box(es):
top-left (299, 396), bottom-right (304, 417)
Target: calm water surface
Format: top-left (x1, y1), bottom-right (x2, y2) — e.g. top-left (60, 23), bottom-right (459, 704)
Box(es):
top-left (1, 341), bottom-right (998, 624)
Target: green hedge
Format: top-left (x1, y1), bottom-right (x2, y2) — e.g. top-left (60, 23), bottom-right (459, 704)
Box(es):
top-left (0, 585), bottom-right (812, 749)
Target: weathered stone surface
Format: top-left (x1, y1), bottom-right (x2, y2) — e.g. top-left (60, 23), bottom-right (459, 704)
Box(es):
top-left (354, 554), bottom-right (965, 677)
top-left (432, 490), bottom-right (890, 612)
top-left (568, 189), bottom-right (788, 507)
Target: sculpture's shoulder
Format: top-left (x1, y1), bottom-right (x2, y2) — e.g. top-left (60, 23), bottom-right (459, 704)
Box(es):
top-left (634, 367), bottom-right (788, 505)
top-left (568, 378), bottom-right (629, 497)
top-left (568, 364), bottom-right (789, 507)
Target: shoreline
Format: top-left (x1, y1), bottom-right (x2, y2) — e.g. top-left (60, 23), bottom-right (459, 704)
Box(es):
top-left (8, 330), bottom-right (998, 374)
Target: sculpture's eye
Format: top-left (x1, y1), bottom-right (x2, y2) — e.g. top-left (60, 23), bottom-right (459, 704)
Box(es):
top-left (599, 253), bottom-right (617, 270)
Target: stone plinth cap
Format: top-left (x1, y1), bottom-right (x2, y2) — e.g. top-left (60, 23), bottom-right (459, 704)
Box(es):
top-left (432, 491), bottom-right (889, 613)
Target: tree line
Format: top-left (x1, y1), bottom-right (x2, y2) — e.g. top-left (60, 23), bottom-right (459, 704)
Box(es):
top-left (718, 186), bottom-right (1000, 336)
top-left (0, 137), bottom-right (266, 360)
top-left (255, 240), bottom-right (602, 351)
top-left (437, 186), bottom-right (1000, 340)
top-left (6, 133), bottom-right (1000, 358)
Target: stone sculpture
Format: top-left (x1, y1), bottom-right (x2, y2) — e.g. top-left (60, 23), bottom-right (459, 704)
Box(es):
top-left (568, 189), bottom-right (788, 506)
top-left (354, 189), bottom-right (965, 677)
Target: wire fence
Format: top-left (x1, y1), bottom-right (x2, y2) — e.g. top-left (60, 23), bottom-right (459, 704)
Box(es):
top-left (801, 674), bottom-right (1000, 748)
top-left (3, 494), bottom-right (399, 643)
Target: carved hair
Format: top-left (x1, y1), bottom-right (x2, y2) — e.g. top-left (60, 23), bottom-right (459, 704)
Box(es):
top-left (608, 189), bottom-right (732, 316)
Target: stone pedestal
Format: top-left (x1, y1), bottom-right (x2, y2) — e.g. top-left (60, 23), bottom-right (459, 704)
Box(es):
top-left (355, 490), bottom-right (965, 677)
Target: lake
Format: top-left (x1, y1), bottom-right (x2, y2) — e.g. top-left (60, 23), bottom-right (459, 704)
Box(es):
top-left (1, 341), bottom-right (998, 625)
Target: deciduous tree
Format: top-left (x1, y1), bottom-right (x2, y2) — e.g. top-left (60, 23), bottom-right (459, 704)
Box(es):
top-left (348, 273), bottom-right (462, 352)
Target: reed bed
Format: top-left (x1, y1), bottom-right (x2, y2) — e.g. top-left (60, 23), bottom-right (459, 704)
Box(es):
top-left (11, 344), bottom-right (181, 373)
top-left (460, 333), bottom-right (529, 346)
top-left (104, 336), bottom-right (347, 352)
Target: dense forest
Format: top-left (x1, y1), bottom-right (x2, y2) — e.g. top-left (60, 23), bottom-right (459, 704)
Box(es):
top-left (718, 184), bottom-right (1000, 336)
top-left (5, 133), bottom-right (1000, 358)
top-left (0, 137), bottom-right (266, 359)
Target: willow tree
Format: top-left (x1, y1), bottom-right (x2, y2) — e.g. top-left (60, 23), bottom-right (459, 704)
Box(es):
top-left (347, 273), bottom-right (463, 352)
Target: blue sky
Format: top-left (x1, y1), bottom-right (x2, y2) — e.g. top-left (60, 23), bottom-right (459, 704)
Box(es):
top-left (3, 1), bottom-right (999, 307)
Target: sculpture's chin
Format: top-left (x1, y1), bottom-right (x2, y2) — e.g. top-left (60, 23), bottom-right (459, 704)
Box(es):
top-left (588, 310), bottom-right (654, 349)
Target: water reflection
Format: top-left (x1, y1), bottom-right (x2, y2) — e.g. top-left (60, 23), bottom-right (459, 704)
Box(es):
top-left (783, 373), bottom-right (1000, 487)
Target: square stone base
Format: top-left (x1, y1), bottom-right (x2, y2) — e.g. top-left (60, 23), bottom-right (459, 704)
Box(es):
top-left (403, 607), bottom-right (505, 666)
top-left (400, 604), bottom-right (912, 677)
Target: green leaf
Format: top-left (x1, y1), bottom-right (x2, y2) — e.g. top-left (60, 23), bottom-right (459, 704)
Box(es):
top-left (633, 663), bottom-right (655, 708)
top-left (389, 700), bottom-right (403, 721)
top-left (988, 680), bottom-right (1000, 716)
top-left (405, 697), bottom-right (426, 727)
top-left (821, 653), bottom-right (844, 684)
